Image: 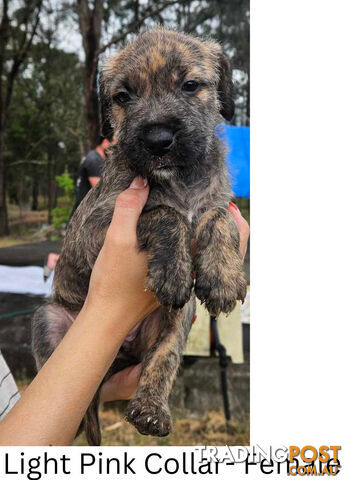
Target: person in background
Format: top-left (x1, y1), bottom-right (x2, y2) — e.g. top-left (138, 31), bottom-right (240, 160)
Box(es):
top-left (44, 137), bottom-right (111, 278)
top-left (72, 136), bottom-right (111, 215)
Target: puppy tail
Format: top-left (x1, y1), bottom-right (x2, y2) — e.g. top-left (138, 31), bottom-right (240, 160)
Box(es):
top-left (78, 389), bottom-right (101, 446)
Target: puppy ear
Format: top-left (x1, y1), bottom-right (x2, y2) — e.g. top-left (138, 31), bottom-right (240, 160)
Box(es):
top-left (217, 53), bottom-right (235, 121)
top-left (98, 70), bottom-right (114, 141)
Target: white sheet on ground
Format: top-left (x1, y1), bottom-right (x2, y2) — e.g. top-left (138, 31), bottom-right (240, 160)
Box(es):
top-left (0, 265), bottom-right (54, 296)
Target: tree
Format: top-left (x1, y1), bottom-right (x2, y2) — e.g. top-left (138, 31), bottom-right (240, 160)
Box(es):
top-left (3, 0), bottom-right (84, 230)
top-left (6, 43), bottom-right (84, 223)
top-left (0, 0), bottom-right (42, 235)
top-left (76, 0), bottom-right (103, 150)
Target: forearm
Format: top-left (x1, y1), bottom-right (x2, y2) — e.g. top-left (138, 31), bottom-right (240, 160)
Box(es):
top-left (0, 303), bottom-right (132, 446)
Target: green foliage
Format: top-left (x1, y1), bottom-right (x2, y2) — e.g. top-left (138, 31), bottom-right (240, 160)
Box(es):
top-left (55, 172), bottom-right (75, 195)
top-left (5, 37), bottom-right (85, 216)
top-left (51, 173), bottom-right (75, 230)
top-left (51, 206), bottom-right (71, 230)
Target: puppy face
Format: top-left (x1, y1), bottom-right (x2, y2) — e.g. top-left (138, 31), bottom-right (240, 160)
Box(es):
top-left (100, 28), bottom-right (234, 181)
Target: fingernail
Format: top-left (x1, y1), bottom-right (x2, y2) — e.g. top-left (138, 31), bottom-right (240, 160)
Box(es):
top-left (130, 177), bottom-right (147, 189)
top-left (229, 201), bottom-right (239, 211)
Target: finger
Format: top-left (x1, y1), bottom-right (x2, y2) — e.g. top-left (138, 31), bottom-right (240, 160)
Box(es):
top-left (116, 363), bottom-right (142, 385)
top-left (228, 201), bottom-right (242, 221)
top-left (228, 202), bottom-right (248, 232)
top-left (100, 364), bottom-right (142, 402)
top-left (229, 202), bottom-right (249, 230)
top-left (228, 202), bottom-right (249, 260)
top-left (108, 177), bottom-right (149, 240)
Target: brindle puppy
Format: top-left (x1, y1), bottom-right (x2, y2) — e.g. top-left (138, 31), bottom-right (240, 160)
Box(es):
top-left (32, 27), bottom-right (247, 445)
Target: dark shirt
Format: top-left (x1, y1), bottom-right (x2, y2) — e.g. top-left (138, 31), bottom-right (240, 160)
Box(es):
top-left (72, 150), bottom-right (103, 214)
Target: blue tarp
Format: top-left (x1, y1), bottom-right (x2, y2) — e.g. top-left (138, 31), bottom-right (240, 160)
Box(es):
top-left (217, 125), bottom-right (250, 198)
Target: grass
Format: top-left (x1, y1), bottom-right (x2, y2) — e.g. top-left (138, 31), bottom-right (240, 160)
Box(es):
top-left (16, 379), bottom-right (249, 446)
top-left (73, 407), bottom-right (249, 446)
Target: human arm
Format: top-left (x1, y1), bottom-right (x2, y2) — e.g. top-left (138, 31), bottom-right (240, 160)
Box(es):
top-left (0, 177), bottom-right (157, 446)
top-left (88, 176), bottom-right (100, 187)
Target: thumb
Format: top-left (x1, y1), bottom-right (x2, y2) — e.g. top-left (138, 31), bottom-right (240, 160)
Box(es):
top-left (108, 177), bottom-right (149, 239)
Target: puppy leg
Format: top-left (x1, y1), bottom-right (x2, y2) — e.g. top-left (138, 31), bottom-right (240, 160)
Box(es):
top-left (137, 206), bottom-right (193, 309)
top-left (125, 299), bottom-right (195, 436)
top-left (194, 208), bottom-right (247, 315)
top-left (32, 303), bottom-right (77, 369)
top-left (32, 304), bottom-right (102, 445)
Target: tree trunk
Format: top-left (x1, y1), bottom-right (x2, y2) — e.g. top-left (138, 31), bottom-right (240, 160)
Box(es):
top-left (53, 174), bottom-right (57, 209)
top-left (77, 0), bottom-right (103, 151)
top-left (0, 132), bottom-right (9, 235)
top-left (246, 76), bottom-right (250, 127)
top-left (47, 154), bottom-right (54, 224)
top-left (17, 177), bottom-right (24, 219)
top-left (31, 171), bottom-right (39, 211)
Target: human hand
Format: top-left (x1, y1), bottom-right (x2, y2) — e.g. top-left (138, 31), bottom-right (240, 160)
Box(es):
top-left (85, 177), bottom-right (159, 335)
top-left (100, 364), bottom-right (142, 402)
top-left (47, 253), bottom-right (59, 270)
top-left (228, 202), bottom-right (250, 260)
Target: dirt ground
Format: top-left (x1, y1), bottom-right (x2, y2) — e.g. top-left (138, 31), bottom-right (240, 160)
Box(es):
top-left (0, 204), bottom-right (49, 247)
top-left (8, 204), bottom-right (48, 228)
top-left (16, 380), bottom-right (249, 446)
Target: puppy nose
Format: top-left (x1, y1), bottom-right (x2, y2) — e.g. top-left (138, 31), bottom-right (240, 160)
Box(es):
top-left (143, 125), bottom-right (174, 155)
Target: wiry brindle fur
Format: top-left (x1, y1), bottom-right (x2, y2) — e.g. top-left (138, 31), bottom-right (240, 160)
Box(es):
top-left (32, 28), bottom-right (247, 445)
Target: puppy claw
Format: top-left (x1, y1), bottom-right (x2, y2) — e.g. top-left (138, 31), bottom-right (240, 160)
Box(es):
top-left (125, 397), bottom-right (172, 437)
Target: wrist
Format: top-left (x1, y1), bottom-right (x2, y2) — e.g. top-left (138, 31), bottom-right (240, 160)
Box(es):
top-left (83, 281), bottom-right (159, 337)
top-left (81, 295), bottom-right (141, 339)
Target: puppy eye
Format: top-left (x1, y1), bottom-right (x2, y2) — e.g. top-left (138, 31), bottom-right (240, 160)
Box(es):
top-left (181, 80), bottom-right (200, 94)
top-left (112, 91), bottom-right (131, 105)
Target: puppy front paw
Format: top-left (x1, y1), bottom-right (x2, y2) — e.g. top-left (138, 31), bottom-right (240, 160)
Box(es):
top-left (147, 261), bottom-right (193, 309)
top-left (195, 257), bottom-right (247, 316)
top-left (125, 396), bottom-right (172, 437)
